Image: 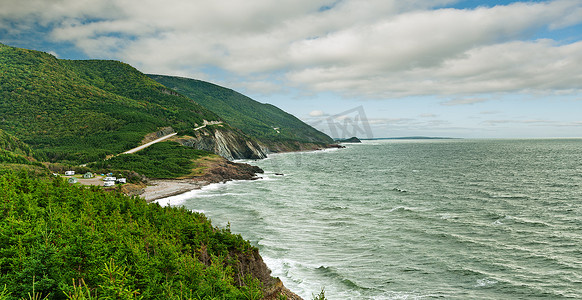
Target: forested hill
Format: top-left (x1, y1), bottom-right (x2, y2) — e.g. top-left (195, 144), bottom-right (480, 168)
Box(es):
top-left (148, 75), bottom-right (334, 147)
top-left (0, 43), bottom-right (262, 164)
top-left (1, 43), bottom-right (332, 165)
top-left (0, 128), bottom-right (34, 157)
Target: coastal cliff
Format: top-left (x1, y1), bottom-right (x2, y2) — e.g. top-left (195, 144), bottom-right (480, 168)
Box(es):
top-left (176, 127), bottom-right (267, 160)
top-left (1, 43), bottom-right (315, 299)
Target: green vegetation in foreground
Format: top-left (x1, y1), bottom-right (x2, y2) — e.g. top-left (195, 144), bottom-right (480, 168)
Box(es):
top-left (88, 141), bottom-right (213, 179)
top-left (147, 75), bottom-right (333, 146)
top-left (0, 171), bottom-right (263, 300)
top-left (0, 43), bottom-right (221, 165)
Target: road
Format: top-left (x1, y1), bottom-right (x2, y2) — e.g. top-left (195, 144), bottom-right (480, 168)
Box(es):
top-left (121, 121), bottom-right (222, 155)
top-left (122, 132), bottom-right (178, 154)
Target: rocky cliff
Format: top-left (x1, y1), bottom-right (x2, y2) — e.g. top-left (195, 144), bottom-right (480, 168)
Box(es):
top-left (175, 126), bottom-right (267, 160)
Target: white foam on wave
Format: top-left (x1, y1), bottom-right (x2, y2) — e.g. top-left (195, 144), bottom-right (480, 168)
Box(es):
top-left (262, 256), bottom-right (306, 290)
top-left (388, 206), bottom-right (415, 213)
top-left (474, 278), bottom-right (498, 288)
top-left (492, 219), bottom-right (504, 226)
top-left (154, 181), bottom-right (231, 207)
top-left (371, 291), bottom-right (433, 300)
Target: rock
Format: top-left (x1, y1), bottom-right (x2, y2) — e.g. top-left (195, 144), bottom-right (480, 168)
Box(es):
top-left (328, 144), bottom-right (346, 148)
top-left (338, 136), bottom-right (362, 143)
top-left (193, 156), bottom-right (264, 184)
top-left (176, 128), bottom-right (267, 160)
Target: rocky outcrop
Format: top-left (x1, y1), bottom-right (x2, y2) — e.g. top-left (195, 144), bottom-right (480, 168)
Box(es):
top-left (232, 249), bottom-right (303, 300)
top-left (197, 245), bottom-right (303, 300)
top-left (195, 156), bottom-right (263, 184)
top-left (176, 127), bottom-right (267, 160)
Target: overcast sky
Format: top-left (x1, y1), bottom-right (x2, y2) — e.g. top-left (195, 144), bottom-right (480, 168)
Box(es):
top-left (2, 0), bottom-right (582, 138)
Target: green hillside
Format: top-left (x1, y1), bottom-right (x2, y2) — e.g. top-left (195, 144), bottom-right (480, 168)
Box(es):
top-left (0, 171), bottom-right (265, 300)
top-left (148, 75), bottom-right (334, 146)
top-left (0, 128), bottom-right (33, 157)
top-left (0, 129), bottom-right (47, 175)
top-left (0, 43), bottom-right (221, 164)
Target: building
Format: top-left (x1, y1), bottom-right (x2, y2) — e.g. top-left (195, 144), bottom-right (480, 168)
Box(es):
top-left (103, 181), bottom-right (115, 187)
top-left (116, 178), bottom-right (127, 184)
top-left (65, 171), bottom-right (75, 176)
top-left (103, 177), bottom-right (116, 181)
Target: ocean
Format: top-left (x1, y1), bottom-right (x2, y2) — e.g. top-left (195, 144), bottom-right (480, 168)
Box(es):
top-left (156, 139), bottom-right (582, 299)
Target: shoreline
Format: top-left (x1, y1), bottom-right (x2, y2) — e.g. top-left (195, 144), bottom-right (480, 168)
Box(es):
top-left (141, 178), bottom-right (209, 202)
top-left (143, 145), bottom-right (344, 203)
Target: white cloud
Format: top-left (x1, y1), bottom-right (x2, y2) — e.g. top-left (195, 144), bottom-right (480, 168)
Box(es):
top-left (442, 97), bottom-right (489, 106)
top-left (309, 110), bottom-right (325, 117)
top-left (2, 0), bottom-right (582, 99)
top-left (47, 50), bottom-right (59, 58)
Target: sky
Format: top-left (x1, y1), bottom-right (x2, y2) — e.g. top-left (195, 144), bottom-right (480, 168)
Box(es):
top-left (1, 0), bottom-right (582, 138)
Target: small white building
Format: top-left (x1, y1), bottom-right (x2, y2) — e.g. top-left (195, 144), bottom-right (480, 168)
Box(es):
top-left (103, 181), bottom-right (115, 187)
top-left (116, 178), bottom-right (127, 184)
top-left (65, 171), bottom-right (75, 176)
top-left (103, 177), bottom-right (117, 181)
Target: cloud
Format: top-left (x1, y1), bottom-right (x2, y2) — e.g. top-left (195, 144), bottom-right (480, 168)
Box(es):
top-left (309, 110), bottom-right (325, 117)
top-left (442, 97), bottom-right (489, 106)
top-left (47, 50), bottom-right (59, 58)
top-left (420, 113), bottom-right (437, 118)
top-left (2, 0), bottom-right (582, 99)
top-left (482, 119), bottom-right (557, 126)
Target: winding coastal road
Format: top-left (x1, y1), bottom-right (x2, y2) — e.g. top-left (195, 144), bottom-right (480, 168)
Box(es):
top-left (122, 132), bottom-right (178, 154)
top-left (121, 120), bottom-right (222, 154)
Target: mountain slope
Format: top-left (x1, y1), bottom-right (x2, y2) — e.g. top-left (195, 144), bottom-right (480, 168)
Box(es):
top-left (148, 75), bottom-right (334, 149)
top-left (0, 43), bottom-right (264, 164)
top-left (0, 128), bottom-right (34, 157)
top-left (0, 129), bottom-right (47, 175)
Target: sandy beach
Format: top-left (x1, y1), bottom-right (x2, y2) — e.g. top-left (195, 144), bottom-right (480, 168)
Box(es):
top-left (141, 179), bottom-right (208, 202)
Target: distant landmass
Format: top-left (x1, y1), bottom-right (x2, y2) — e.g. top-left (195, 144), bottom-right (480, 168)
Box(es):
top-left (336, 136), bottom-right (362, 143)
top-left (362, 136), bottom-right (457, 140)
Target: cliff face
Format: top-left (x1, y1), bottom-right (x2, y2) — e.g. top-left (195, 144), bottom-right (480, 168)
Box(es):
top-left (197, 245), bottom-right (303, 300)
top-left (176, 127), bottom-right (267, 160)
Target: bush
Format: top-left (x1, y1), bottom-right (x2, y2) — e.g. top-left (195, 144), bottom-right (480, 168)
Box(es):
top-left (0, 171), bottom-right (259, 300)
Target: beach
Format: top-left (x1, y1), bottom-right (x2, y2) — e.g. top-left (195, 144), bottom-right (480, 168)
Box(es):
top-left (141, 179), bottom-right (208, 202)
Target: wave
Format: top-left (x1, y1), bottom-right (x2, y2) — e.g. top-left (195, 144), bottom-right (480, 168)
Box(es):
top-left (474, 278), bottom-right (498, 288)
top-left (490, 215), bottom-right (554, 228)
top-left (315, 266), bottom-right (369, 290)
top-left (317, 204), bottom-right (349, 211)
top-left (387, 206), bottom-right (416, 213)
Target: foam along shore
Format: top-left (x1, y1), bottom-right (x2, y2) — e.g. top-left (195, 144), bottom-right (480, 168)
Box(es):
top-left (141, 144), bottom-right (344, 202)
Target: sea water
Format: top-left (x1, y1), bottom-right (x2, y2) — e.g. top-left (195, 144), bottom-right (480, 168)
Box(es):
top-left (158, 139), bottom-right (582, 299)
